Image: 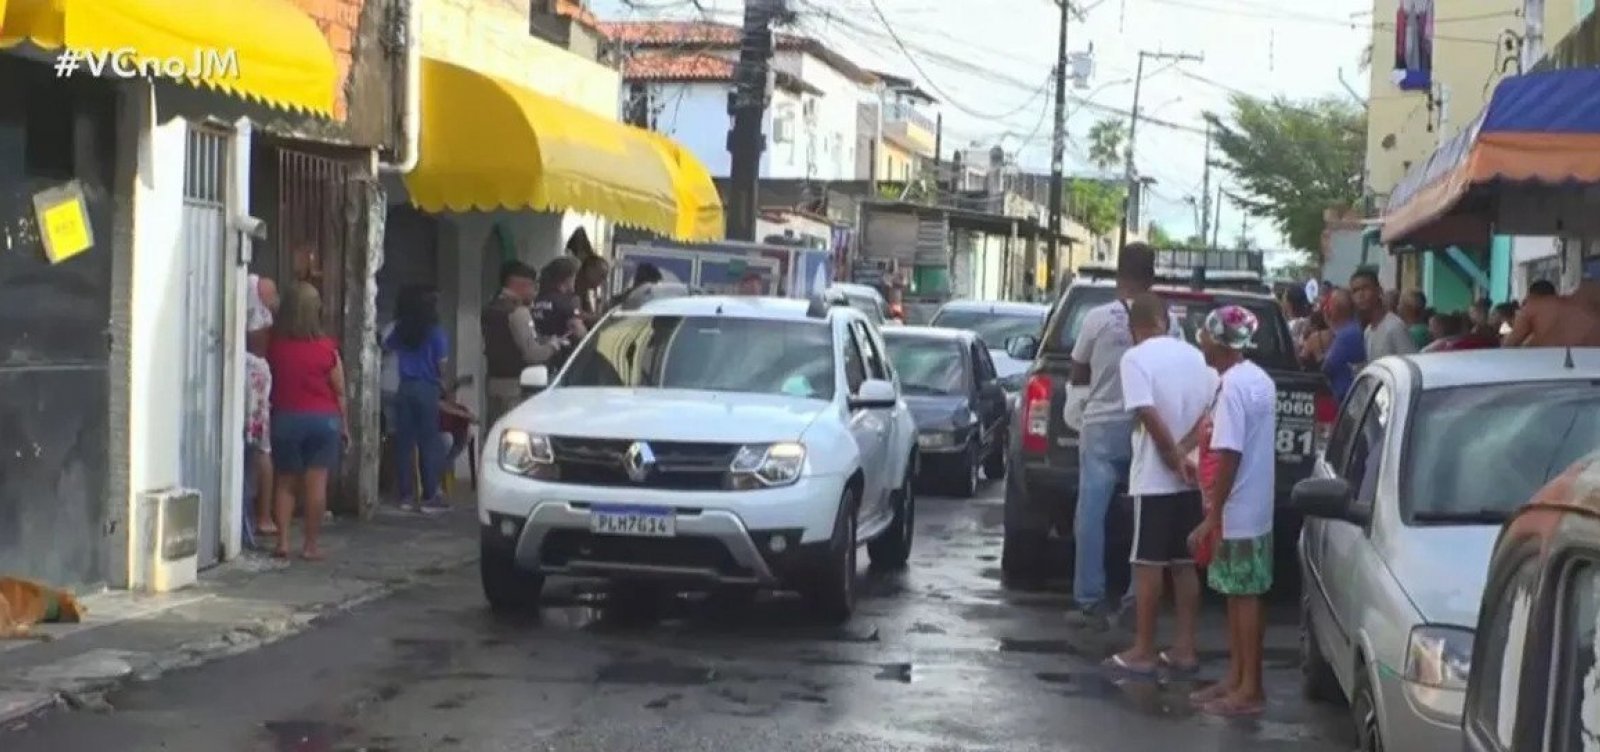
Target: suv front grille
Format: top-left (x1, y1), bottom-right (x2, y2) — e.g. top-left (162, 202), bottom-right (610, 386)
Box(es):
top-left (548, 437), bottom-right (740, 491)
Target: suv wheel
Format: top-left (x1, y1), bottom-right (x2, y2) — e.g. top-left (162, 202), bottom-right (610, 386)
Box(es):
top-left (480, 545), bottom-right (544, 614)
top-left (1301, 595), bottom-right (1345, 704)
top-left (805, 487), bottom-right (858, 624)
top-left (982, 434), bottom-right (1007, 480)
top-left (868, 460), bottom-right (916, 569)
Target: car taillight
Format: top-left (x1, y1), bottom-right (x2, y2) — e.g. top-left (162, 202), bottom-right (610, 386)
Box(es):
top-left (1313, 389), bottom-right (1337, 452)
top-left (1022, 374), bottom-right (1052, 454)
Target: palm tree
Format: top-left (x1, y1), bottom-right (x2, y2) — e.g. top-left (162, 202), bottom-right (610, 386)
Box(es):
top-left (1087, 118), bottom-right (1128, 173)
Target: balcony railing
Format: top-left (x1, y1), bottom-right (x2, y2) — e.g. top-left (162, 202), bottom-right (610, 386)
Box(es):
top-left (884, 101), bottom-right (936, 134)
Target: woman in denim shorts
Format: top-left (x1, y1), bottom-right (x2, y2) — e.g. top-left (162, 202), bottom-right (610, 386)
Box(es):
top-left (266, 282), bottom-right (348, 560)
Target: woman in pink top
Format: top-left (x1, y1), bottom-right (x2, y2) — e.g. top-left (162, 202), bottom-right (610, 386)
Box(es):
top-left (266, 282), bottom-right (348, 561)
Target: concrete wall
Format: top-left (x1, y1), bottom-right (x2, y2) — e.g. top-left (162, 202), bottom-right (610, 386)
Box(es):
top-left (774, 50), bottom-right (863, 181)
top-left (128, 111), bottom-right (253, 574)
top-left (420, 0), bottom-right (620, 117)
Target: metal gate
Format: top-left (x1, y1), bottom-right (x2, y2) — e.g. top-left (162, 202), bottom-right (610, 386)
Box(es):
top-left (180, 127), bottom-right (229, 568)
top-left (275, 149), bottom-right (352, 336)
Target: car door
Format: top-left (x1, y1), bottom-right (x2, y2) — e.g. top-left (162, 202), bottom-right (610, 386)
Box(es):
top-left (1317, 376), bottom-right (1394, 680)
top-left (970, 341), bottom-right (1005, 451)
top-left (842, 319), bottom-right (892, 528)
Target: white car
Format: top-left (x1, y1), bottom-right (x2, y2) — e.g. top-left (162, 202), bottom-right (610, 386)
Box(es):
top-left (477, 289), bottom-right (920, 623)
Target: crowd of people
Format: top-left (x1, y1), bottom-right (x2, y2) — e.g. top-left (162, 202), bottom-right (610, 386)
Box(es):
top-left (1284, 271), bottom-right (1600, 402)
top-left (1064, 243), bottom-right (1279, 717)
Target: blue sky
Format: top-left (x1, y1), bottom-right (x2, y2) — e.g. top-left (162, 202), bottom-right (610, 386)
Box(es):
top-left (592, 0), bottom-right (1372, 254)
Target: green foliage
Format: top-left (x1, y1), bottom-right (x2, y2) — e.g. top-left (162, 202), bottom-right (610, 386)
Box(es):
top-left (1087, 119), bottom-right (1128, 173)
top-left (1065, 178), bottom-right (1125, 236)
top-left (1146, 222), bottom-right (1175, 246)
top-left (1206, 94), bottom-right (1366, 253)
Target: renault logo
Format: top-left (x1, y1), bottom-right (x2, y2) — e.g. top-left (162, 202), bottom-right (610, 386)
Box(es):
top-left (623, 441), bottom-right (656, 482)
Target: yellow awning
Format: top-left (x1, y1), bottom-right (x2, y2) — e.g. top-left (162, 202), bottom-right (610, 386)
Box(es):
top-left (0, 0), bottom-right (337, 116)
top-left (408, 57), bottom-right (709, 240)
top-left (646, 133), bottom-right (726, 242)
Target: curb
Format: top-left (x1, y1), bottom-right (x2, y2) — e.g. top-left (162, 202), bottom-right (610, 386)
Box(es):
top-left (0, 550), bottom-right (477, 730)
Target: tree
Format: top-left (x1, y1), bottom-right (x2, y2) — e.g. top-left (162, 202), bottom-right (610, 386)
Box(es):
top-left (1086, 118), bottom-right (1128, 173)
top-left (1065, 178), bottom-right (1125, 236)
top-left (1206, 94), bottom-right (1366, 253)
top-left (1272, 250), bottom-right (1319, 281)
top-left (1146, 221), bottom-right (1176, 247)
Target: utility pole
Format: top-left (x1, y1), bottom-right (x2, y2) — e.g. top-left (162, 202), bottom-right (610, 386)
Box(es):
top-left (1212, 184), bottom-right (1223, 248)
top-left (1199, 120), bottom-right (1212, 249)
top-left (1119, 49), bottom-right (1202, 252)
top-left (726, 0), bottom-right (790, 241)
top-left (1044, 0), bottom-right (1071, 296)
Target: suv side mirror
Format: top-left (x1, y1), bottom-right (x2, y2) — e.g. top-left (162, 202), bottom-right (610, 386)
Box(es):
top-left (1005, 335), bottom-right (1040, 361)
top-left (519, 365), bottom-right (550, 395)
top-left (1292, 477), bottom-right (1368, 523)
top-left (849, 378), bottom-right (898, 410)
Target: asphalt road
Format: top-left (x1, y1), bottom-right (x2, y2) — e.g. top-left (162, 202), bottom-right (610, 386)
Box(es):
top-left (0, 482), bottom-right (1353, 752)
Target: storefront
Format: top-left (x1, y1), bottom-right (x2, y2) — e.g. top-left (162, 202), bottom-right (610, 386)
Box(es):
top-left (2, 0), bottom-right (343, 587)
top-left (1382, 68), bottom-right (1600, 307)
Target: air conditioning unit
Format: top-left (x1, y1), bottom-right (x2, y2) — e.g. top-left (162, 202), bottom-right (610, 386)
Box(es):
top-left (129, 487), bottom-right (200, 592)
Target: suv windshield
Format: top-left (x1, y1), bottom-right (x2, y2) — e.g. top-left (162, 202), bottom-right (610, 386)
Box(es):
top-left (1045, 285), bottom-right (1293, 368)
top-left (929, 309), bottom-right (1045, 348)
top-left (883, 336), bottom-right (967, 396)
top-left (1405, 381), bottom-right (1600, 522)
top-left (560, 315), bottom-right (836, 400)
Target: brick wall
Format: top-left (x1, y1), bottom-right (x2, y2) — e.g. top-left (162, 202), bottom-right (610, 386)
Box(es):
top-left (287, 0), bottom-right (364, 119)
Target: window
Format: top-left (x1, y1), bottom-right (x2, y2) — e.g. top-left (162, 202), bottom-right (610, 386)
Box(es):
top-left (1344, 384), bottom-right (1389, 509)
top-left (1047, 286), bottom-right (1293, 366)
top-left (1402, 381), bottom-right (1600, 524)
top-left (1470, 556), bottom-right (1541, 751)
top-left (850, 320), bottom-right (889, 381)
top-left (842, 329), bottom-right (867, 395)
top-left (929, 309), bottom-right (1045, 348)
top-left (1554, 559), bottom-right (1600, 752)
top-left (1326, 376), bottom-right (1378, 471)
top-left (560, 315), bottom-right (835, 400)
top-left (972, 343), bottom-right (996, 383)
top-left (882, 336), bottom-right (966, 396)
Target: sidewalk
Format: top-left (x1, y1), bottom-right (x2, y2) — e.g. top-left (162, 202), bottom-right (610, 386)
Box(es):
top-left (0, 502), bottom-right (479, 729)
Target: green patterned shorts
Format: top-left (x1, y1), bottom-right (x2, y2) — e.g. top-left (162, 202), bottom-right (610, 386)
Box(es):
top-left (1208, 533), bottom-right (1273, 596)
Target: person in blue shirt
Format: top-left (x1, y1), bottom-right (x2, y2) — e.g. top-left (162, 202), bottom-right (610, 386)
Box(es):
top-left (1320, 289), bottom-right (1364, 403)
top-left (385, 285), bottom-right (451, 513)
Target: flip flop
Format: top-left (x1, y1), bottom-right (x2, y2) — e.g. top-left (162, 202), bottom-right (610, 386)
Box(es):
top-left (1189, 683), bottom-right (1231, 704)
top-left (1102, 653), bottom-right (1158, 678)
top-left (1202, 696), bottom-right (1265, 717)
top-left (1159, 650), bottom-right (1200, 675)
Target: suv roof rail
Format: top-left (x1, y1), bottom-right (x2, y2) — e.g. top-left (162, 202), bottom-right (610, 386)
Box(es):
top-left (1076, 248), bottom-right (1266, 292)
top-left (618, 282), bottom-right (700, 310)
top-left (806, 289), bottom-right (853, 319)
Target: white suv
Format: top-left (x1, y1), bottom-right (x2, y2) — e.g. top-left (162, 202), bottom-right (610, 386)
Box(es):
top-left (477, 289), bottom-right (919, 623)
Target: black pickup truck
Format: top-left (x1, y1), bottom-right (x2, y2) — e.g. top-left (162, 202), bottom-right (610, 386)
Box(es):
top-left (999, 274), bottom-right (1336, 591)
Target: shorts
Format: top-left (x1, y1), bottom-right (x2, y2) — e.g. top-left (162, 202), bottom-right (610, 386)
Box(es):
top-left (270, 411), bottom-right (342, 474)
top-left (1130, 490), bottom-right (1204, 565)
top-left (1208, 533), bottom-right (1274, 596)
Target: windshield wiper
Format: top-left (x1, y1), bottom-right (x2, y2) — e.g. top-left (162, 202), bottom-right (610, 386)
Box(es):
top-left (1410, 508), bottom-right (1512, 525)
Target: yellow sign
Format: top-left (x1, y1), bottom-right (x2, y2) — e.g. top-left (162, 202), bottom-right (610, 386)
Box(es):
top-left (32, 182), bottom-right (95, 264)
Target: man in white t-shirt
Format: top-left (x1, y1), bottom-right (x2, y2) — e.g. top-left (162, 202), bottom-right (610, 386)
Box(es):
top-left (1065, 244), bottom-right (1184, 629)
top-left (1188, 305), bottom-right (1277, 718)
top-left (1106, 293), bottom-right (1218, 677)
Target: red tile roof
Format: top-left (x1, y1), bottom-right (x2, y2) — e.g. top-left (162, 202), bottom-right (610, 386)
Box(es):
top-left (623, 51), bottom-right (735, 81)
top-left (600, 20), bottom-right (875, 84)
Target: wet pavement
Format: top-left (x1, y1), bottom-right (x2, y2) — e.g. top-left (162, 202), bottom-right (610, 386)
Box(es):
top-left (0, 485), bottom-right (1353, 751)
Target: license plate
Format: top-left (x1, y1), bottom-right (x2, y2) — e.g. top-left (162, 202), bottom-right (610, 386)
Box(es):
top-left (589, 504), bottom-right (676, 537)
top-left (1275, 390), bottom-right (1317, 459)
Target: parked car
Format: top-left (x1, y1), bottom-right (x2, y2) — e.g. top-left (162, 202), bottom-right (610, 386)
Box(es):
top-left (1000, 269), bottom-right (1335, 587)
top-left (1464, 444), bottom-right (1600, 752)
top-left (1293, 348), bottom-right (1600, 752)
top-left (881, 326), bottom-right (1009, 497)
top-left (478, 289), bottom-right (919, 623)
top-left (825, 283), bottom-right (891, 326)
top-left (928, 300), bottom-right (1050, 388)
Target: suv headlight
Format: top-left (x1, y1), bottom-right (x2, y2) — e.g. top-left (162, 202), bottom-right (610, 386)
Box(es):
top-left (727, 442), bottom-right (806, 489)
top-left (499, 430), bottom-right (558, 480)
top-left (1403, 625), bottom-right (1474, 690)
